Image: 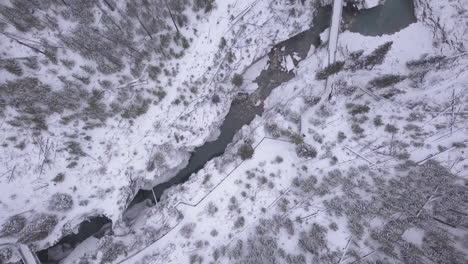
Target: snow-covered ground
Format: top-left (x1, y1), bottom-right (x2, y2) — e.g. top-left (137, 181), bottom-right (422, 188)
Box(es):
top-left (1, 0), bottom-right (467, 263)
top-left (50, 0), bottom-right (468, 262)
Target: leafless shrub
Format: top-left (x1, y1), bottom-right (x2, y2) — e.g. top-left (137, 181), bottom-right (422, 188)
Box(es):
top-left (0, 215), bottom-right (27, 237)
top-left (179, 223), bottom-right (196, 239)
top-left (206, 202), bottom-right (218, 216)
top-left (298, 223), bottom-right (328, 255)
top-left (99, 237), bottom-right (127, 264)
top-left (189, 254), bottom-right (203, 264)
top-left (238, 143), bottom-right (254, 160)
top-left (17, 213), bottom-right (58, 243)
top-left (265, 123), bottom-right (281, 138)
top-left (48, 193), bottom-right (74, 212)
top-left (0, 247), bottom-right (13, 262)
top-left (295, 144), bottom-right (317, 159)
top-left (233, 216), bottom-right (245, 229)
top-left (210, 229), bottom-right (218, 237)
top-left (369, 74), bottom-right (406, 88)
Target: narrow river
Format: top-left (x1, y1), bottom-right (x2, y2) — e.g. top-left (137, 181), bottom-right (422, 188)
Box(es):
top-left (130, 5), bottom-right (332, 206)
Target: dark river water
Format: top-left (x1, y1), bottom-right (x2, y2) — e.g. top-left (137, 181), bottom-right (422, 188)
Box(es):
top-left (343, 0), bottom-right (416, 36)
top-left (37, 1), bottom-right (416, 262)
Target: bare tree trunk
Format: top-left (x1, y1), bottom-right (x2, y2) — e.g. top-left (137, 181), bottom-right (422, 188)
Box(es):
top-left (164, 0), bottom-right (179, 33)
top-left (2, 33), bottom-right (48, 56)
top-left (99, 7), bottom-right (122, 31)
top-left (450, 89), bottom-right (456, 133)
top-left (136, 14), bottom-right (153, 40)
top-left (102, 0), bottom-right (115, 11)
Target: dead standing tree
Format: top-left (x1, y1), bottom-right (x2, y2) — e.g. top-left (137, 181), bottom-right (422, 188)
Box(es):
top-left (164, 0), bottom-right (179, 33)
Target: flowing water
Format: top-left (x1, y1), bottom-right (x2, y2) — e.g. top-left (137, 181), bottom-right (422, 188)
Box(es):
top-left (343, 0), bottom-right (416, 36)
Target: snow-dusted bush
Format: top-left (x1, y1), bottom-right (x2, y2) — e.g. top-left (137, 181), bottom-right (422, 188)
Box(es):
top-left (349, 49), bottom-right (364, 60)
top-left (303, 95), bottom-right (320, 106)
top-left (233, 216), bottom-right (245, 229)
top-left (384, 124), bottom-right (399, 134)
top-left (363, 41), bottom-right (393, 69)
top-left (99, 237), bottom-right (127, 264)
top-left (0, 247), bottom-right (12, 262)
top-left (189, 254), bottom-right (203, 264)
top-left (406, 55), bottom-right (446, 70)
top-left (193, 0), bottom-right (216, 12)
top-left (373, 115), bottom-right (383, 126)
top-left (210, 229), bottom-right (218, 237)
top-left (265, 123), bottom-right (281, 138)
top-left (228, 196), bottom-right (240, 213)
top-left (24, 56), bottom-right (39, 70)
top-left (147, 65), bottom-right (161, 80)
top-left (0, 215), bottom-right (27, 237)
top-left (351, 123), bottom-right (364, 134)
top-left (229, 240), bottom-right (243, 260)
top-left (315, 104), bottom-right (333, 118)
top-left (347, 103), bottom-right (370, 115)
top-left (238, 143), bottom-right (254, 160)
top-left (211, 94), bottom-right (220, 104)
top-left (292, 175), bottom-right (317, 193)
top-left (337, 131), bottom-right (347, 143)
top-left (0, 0), bottom-right (45, 32)
top-left (60, 59), bottom-right (76, 69)
top-left (315, 61), bottom-right (345, 80)
top-left (369, 74), bottom-right (406, 88)
top-left (205, 202), bottom-right (218, 216)
top-left (2, 59), bottom-right (23, 76)
top-left (52, 173), bottom-right (65, 183)
top-left (274, 156), bottom-right (284, 163)
top-left (179, 223), bottom-right (196, 239)
top-left (323, 197), bottom-right (344, 217)
top-left (295, 143), bottom-right (317, 159)
top-left (137, 225), bottom-right (170, 246)
top-left (347, 218), bottom-right (364, 239)
top-left (298, 223), bottom-right (328, 255)
top-left (232, 74), bottom-right (244, 87)
top-left (48, 192), bottom-right (74, 212)
top-left (17, 213), bottom-right (58, 243)
top-left (121, 95), bottom-right (151, 119)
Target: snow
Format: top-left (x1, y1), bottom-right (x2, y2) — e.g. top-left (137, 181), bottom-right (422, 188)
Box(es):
top-left (364, 0), bottom-right (380, 9)
top-left (241, 56), bottom-right (269, 94)
top-left (282, 55), bottom-right (296, 72)
top-left (121, 0), bottom-right (468, 260)
top-left (320, 28), bottom-right (330, 45)
top-left (1, 0), bottom-right (468, 263)
top-left (108, 12), bottom-right (468, 261)
top-left (402, 227), bottom-right (425, 246)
